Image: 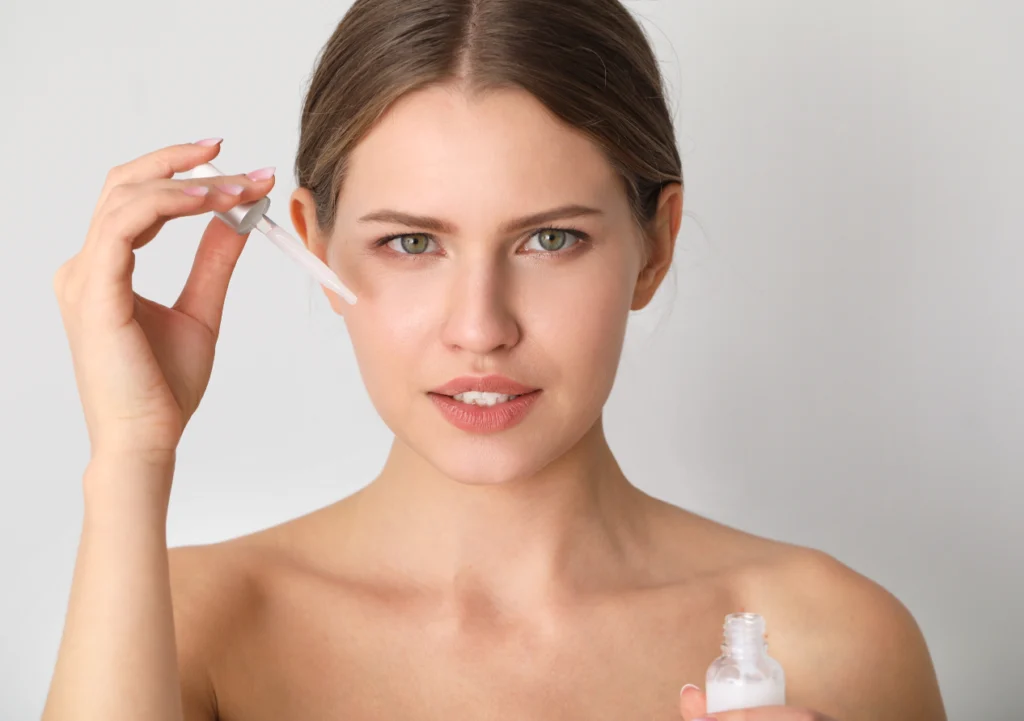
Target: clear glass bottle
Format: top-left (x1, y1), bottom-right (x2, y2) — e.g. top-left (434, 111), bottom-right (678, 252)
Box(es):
top-left (705, 612), bottom-right (786, 713)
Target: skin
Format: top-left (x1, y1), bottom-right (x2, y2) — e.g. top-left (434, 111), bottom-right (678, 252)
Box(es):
top-left (162, 85), bottom-right (947, 720)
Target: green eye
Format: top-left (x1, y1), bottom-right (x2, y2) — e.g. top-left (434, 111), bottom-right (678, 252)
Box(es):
top-left (524, 228), bottom-right (585, 253)
top-left (394, 234), bottom-right (431, 254)
top-left (378, 227), bottom-right (587, 257)
top-left (537, 229), bottom-right (568, 251)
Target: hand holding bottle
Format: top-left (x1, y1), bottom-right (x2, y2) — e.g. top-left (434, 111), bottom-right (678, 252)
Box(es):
top-left (678, 613), bottom-right (837, 721)
top-left (679, 684), bottom-right (838, 721)
top-left (53, 139), bottom-right (276, 470)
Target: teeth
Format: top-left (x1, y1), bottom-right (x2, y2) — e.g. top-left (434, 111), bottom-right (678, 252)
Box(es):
top-left (452, 391), bottom-right (520, 406)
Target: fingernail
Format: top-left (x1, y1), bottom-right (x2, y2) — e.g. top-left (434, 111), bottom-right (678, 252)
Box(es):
top-left (215, 183), bottom-right (244, 196)
top-left (182, 185), bottom-right (210, 197)
top-left (194, 137), bottom-right (223, 147)
top-left (681, 684), bottom-right (701, 696)
top-left (245, 166), bottom-right (276, 181)
top-left (694, 717), bottom-right (717, 721)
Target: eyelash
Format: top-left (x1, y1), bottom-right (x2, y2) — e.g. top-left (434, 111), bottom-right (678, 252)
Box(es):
top-left (372, 225), bottom-right (592, 259)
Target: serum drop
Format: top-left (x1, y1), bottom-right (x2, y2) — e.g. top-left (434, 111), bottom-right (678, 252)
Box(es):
top-left (705, 613), bottom-right (785, 713)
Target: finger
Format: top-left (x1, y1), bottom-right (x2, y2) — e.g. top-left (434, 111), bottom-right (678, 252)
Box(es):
top-left (84, 141), bottom-right (224, 257)
top-left (172, 215), bottom-right (251, 337)
top-left (85, 186), bottom-right (217, 291)
top-left (94, 139), bottom-right (224, 217)
top-left (680, 684), bottom-right (707, 720)
top-left (695, 706), bottom-right (814, 720)
top-left (83, 170), bottom-right (277, 288)
top-left (98, 172), bottom-right (277, 252)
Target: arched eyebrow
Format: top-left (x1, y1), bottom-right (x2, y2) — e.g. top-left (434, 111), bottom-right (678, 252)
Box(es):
top-left (358, 204), bottom-right (604, 235)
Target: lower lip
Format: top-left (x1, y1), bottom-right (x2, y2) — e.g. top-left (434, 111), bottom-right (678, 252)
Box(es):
top-left (428, 391), bottom-right (542, 434)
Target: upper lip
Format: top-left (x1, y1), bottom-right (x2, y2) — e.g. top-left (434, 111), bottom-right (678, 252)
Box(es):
top-left (430, 375), bottom-right (539, 396)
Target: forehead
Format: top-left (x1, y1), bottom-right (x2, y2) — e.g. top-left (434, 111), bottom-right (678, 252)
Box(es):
top-left (339, 85), bottom-right (623, 218)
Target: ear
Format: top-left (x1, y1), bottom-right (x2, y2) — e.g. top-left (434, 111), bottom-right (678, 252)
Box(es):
top-left (289, 187), bottom-right (347, 316)
top-left (631, 182), bottom-right (683, 311)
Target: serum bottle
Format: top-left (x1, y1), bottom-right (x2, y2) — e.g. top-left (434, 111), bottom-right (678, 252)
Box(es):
top-left (705, 612), bottom-right (786, 713)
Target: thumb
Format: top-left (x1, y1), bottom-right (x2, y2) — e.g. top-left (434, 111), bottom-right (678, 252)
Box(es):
top-left (173, 215), bottom-right (250, 337)
top-left (680, 684), bottom-right (709, 720)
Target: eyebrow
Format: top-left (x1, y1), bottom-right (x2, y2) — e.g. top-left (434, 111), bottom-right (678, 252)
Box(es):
top-left (357, 204), bottom-right (604, 235)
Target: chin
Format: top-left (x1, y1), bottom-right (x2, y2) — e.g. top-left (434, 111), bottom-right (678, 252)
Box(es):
top-left (440, 461), bottom-right (544, 487)
top-left (423, 436), bottom-right (559, 486)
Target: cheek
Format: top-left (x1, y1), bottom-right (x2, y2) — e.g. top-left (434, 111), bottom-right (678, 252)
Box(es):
top-left (345, 291), bottom-right (435, 407)
top-left (345, 262), bottom-right (439, 343)
top-left (522, 253), bottom-right (635, 388)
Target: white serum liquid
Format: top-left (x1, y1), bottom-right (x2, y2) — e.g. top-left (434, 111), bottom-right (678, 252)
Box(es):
top-left (706, 678), bottom-right (785, 714)
top-left (704, 612), bottom-right (786, 714)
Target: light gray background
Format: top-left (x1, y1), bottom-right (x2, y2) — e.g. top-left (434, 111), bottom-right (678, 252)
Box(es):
top-left (1, 1), bottom-right (1020, 719)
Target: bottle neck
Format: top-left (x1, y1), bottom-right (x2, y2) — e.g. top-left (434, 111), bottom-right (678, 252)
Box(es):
top-left (722, 612), bottom-right (769, 660)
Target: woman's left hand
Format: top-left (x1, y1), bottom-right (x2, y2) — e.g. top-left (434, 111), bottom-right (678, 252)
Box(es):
top-left (680, 684), bottom-right (838, 721)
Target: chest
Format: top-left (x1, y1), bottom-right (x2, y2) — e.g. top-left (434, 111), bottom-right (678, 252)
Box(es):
top-left (211, 580), bottom-right (728, 721)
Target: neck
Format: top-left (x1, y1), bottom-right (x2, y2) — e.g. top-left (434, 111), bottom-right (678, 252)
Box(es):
top-left (334, 416), bottom-right (654, 607)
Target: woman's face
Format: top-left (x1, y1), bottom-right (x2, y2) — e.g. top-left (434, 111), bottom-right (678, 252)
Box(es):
top-left (293, 85), bottom-right (669, 486)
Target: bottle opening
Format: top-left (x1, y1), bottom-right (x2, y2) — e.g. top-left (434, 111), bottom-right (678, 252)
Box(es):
top-left (722, 612), bottom-right (767, 658)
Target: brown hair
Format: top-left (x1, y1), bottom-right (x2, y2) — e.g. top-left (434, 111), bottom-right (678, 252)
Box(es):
top-left (295, 0), bottom-right (682, 261)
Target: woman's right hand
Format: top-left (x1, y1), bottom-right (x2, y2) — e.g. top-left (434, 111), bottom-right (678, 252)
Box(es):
top-left (53, 140), bottom-right (276, 469)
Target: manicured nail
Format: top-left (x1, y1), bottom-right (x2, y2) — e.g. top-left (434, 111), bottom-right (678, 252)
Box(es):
top-left (681, 684), bottom-right (701, 696)
top-left (215, 183), bottom-right (244, 196)
top-left (245, 166), bottom-right (276, 181)
top-left (194, 137), bottom-right (223, 147)
top-left (182, 185), bottom-right (210, 197)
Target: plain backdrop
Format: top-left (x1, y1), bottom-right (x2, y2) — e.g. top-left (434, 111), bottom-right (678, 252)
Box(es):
top-left (1, 1), bottom-right (1021, 719)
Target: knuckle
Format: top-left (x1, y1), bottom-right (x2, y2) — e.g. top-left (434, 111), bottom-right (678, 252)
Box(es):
top-left (105, 181), bottom-right (133, 206)
top-left (53, 260), bottom-right (83, 308)
top-left (104, 163), bottom-right (127, 187)
top-left (53, 255), bottom-right (81, 288)
top-left (52, 265), bottom-right (69, 300)
top-left (204, 245), bottom-right (236, 271)
top-left (154, 157), bottom-right (174, 178)
top-left (52, 258), bottom-right (71, 289)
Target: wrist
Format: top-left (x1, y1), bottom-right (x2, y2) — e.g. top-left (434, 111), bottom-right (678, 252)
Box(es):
top-left (82, 451), bottom-right (177, 516)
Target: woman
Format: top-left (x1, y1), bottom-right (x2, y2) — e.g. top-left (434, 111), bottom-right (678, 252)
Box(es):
top-left (44, 1), bottom-right (947, 720)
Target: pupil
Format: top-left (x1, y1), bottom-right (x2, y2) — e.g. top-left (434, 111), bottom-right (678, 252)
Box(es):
top-left (402, 235), bottom-right (427, 253)
top-left (541, 230), bottom-right (565, 251)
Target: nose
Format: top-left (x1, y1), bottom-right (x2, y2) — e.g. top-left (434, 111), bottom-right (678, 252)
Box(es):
top-left (439, 259), bottom-right (521, 355)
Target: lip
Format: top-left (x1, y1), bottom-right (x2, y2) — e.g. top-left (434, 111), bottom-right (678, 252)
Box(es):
top-left (429, 374), bottom-right (539, 397)
top-left (428, 391), bottom-right (542, 434)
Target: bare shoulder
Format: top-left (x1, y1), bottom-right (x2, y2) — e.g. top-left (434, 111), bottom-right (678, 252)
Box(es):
top-left (163, 508), bottom-right (339, 720)
top-left (166, 539), bottom-right (263, 721)
top-left (739, 544), bottom-right (947, 721)
top-left (648, 503), bottom-right (946, 720)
